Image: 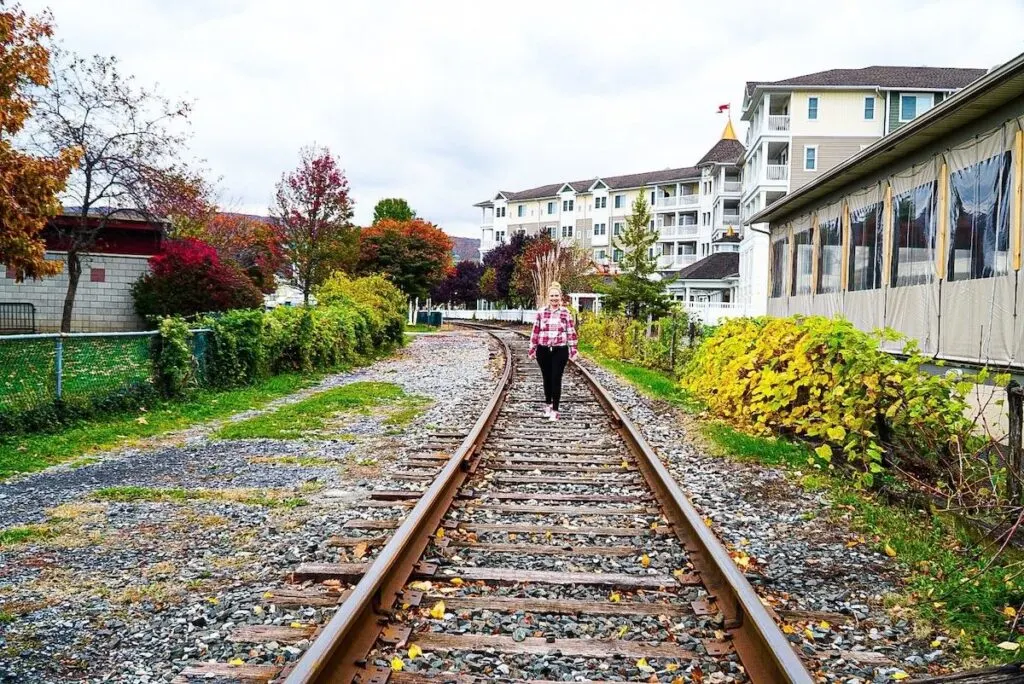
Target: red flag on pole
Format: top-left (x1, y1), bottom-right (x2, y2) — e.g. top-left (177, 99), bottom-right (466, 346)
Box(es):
top-left (717, 103), bottom-right (730, 113)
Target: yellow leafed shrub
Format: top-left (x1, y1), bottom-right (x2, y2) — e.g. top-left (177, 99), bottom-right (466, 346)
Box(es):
top-left (682, 316), bottom-right (981, 485)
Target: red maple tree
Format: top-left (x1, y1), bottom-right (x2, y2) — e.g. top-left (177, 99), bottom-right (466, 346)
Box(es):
top-left (358, 218), bottom-right (453, 300)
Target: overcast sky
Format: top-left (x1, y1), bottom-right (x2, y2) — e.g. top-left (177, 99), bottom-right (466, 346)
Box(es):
top-left (23, 0), bottom-right (1024, 238)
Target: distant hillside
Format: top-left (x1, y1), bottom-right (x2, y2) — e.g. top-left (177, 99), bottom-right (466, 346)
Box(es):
top-left (450, 236), bottom-right (480, 262)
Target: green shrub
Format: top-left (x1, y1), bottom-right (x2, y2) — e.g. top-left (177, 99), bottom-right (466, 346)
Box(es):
top-left (205, 309), bottom-right (269, 388)
top-left (152, 318), bottom-right (196, 397)
top-left (317, 272), bottom-right (406, 345)
top-left (681, 316), bottom-right (984, 486)
top-left (578, 311), bottom-right (690, 374)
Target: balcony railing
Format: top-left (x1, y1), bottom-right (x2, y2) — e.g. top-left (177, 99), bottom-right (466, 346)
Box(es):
top-left (723, 181), bottom-right (742, 193)
top-left (721, 213), bottom-right (741, 224)
top-left (767, 115), bottom-right (790, 132)
top-left (766, 164), bottom-right (789, 181)
top-left (657, 224), bottom-right (700, 239)
top-left (654, 194), bottom-right (700, 209)
top-left (657, 254), bottom-right (698, 270)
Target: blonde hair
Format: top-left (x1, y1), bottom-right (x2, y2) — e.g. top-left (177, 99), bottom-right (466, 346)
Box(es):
top-left (547, 282), bottom-right (563, 296)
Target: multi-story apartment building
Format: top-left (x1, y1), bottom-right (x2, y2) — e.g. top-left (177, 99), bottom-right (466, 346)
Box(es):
top-left (738, 66), bottom-right (987, 316)
top-left (475, 123), bottom-right (744, 282)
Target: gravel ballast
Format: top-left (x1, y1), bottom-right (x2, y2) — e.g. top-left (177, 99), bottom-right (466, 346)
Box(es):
top-left (0, 332), bottom-right (499, 683)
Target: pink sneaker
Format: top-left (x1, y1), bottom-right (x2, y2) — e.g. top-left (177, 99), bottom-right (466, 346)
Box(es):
top-left (548, 410), bottom-right (559, 422)
top-left (543, 403), bottom-right (552, 417)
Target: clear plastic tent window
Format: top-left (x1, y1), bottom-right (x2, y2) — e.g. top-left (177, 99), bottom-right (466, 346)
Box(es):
top-left (948, 151), bottom-right (1013, 281)
top-left (770, 237), bottom-right (789, 298)
top-left (791, 227), bottom-right (814, 295)
top-left (817, 216), bottom-right (842, 293)
top-left (848, 202), bottom-right (884, 291)
top-left (891, 181), bottom-right (938, 287)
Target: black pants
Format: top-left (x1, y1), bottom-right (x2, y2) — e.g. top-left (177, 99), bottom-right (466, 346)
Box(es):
top-left (536, 345), bottom-right (569, 411)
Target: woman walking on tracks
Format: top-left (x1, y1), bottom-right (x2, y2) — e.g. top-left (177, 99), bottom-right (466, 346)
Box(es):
top-left (528, 282), bottom-right (578, 421)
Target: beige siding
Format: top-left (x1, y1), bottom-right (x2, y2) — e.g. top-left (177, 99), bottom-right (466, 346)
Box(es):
top-left (790, 136), bottom-right (879, 191)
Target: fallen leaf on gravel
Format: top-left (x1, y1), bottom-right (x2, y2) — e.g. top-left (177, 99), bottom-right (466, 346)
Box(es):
top-left (617, 625), bottom-right (628, 638)
top-left (635, 658), bottom-right (652, 672)
top-left (997, 641), bottom-right (1021, 651)
top-left (672, 569), bottom-right (684, 578)
top-left (891, 671), bottom-right (908, 680)
top-left (391, 658), bottom-right (404, 672)
top-left (408, 644), bottom-right (423, 659)
top-left (290, 622), bottom-right (302, 628)
top-left (884, 543), bottom-right (897, 557)
top-left (610, 592), bottom-right (621, 603)
top-left (803, 628), bottom-right (815, 640)
top-left (640, 554), bottom-right (651, 568)
top-left (666, 663), bottom-right (679, 672)
top-left (263, 592), bottom-right (274, 599)
top-left (323, 579), bottom-right (342, 588)
top-left (508, 533), bottom-right (516, 541)
top-left (352, 543), bottom-right (368, 559)
top-left (671, 678), bottom-right (684, 684)
top-left (544, 530), bottom-right (553, 541)
top-left (206, 597), bottom-right (219, 605)
top-left (409, 581), bottom-right (432, 591)
top-left (782, 624), bottom-right (796, 634)
top-left (930, 639), bottom-right (942, 648)
top-left (819, 620), bottom-right (830, 630)
top-left (435, 528), bottom-right (444, 539)
top-left (228, 658), bottom-right (244, 666)
top-left (450, 578), bottom-right (464, 586)
top-left (620, 460), bottom-right (629, 468)
top-left (1004, 606), bottom-right (1017, 617)
top-left (429, 600), bottom-right (446, 619)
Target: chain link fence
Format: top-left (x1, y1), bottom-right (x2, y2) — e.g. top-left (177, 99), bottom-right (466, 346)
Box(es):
top-left (0, 330), bottom-right (208, 420)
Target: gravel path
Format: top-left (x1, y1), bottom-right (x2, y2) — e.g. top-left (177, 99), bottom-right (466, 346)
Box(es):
top-left (577, 357), bottom-right (949, 683)
top-left (0, 332), bottom-right (500, 683)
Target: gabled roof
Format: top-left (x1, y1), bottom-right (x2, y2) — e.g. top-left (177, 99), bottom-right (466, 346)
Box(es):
top-left (745, 66), bottom-right (987, 96)
top-left (670, 252), bottom-right (739, 280)
top-left (601, 166), bottom-right (700, 189)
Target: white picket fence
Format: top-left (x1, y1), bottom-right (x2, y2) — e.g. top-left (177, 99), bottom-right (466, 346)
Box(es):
top-left (440, 309), bottom-right (539, 324)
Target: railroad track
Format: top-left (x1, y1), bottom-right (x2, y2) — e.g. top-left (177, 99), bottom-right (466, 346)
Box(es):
top-left (175, 327), bottom-right (811, 684)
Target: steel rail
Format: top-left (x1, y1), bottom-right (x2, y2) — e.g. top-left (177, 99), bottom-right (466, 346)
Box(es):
top-left (281, 331), bottom-right (513, 684)
top-left (495, 322), bottom-right (813, 683)
top-left (283, 322), bottom-right (813, 683)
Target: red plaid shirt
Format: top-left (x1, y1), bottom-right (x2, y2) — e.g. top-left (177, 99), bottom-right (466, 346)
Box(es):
top-left (529, 306), bottom-right (578, 356)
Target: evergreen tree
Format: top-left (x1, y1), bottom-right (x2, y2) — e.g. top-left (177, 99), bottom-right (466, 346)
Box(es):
top-left (603, 193), bottom-right (671, 319)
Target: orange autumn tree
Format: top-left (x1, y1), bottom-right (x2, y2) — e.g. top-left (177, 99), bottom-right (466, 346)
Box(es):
top-left (357, 218), bottom-right (452, 300)
top-left (0, 4), bottom-right (79, 279)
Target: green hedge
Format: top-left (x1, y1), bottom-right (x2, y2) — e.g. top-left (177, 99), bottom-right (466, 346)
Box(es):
top-left (153, 275), bottom-right (408, 394)
top-left (1, 275), bottom-right (408, 437)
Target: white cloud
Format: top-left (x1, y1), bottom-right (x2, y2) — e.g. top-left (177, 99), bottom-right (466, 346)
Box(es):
top-left (22, 0), bottom-right (1024, 237)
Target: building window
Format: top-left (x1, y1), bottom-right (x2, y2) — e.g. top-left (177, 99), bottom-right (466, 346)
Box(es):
top-left (547, 201), bottom-right (555, 214)
top-left (597, 249), bottom-right (607, 260)
top-left (593, 222), bottom-right (606, 236)
top-left (891, 180), bottom-right (938, 287)
top-left (791, 227), bottom-right (813, 295)
top-left (804, 146), bottom-right (817, 171)
top-left (816, 216), bottom-right (841, 293)
top-left (807, 96), bottom-right (818, 120)
top-left (595, 196), bottom-right (606, 209)
top-left (614, 194), bottom-right (624, 209)
top-left (650, 191), bottom-right (656, 206)
top-left (770, 237), bottom-right (789, 298)
top-left (496, 231), bottom-right (506, 243)
top-left (864, 96), bottom-right (875, 120)
top-left (495, 207), bottom-right (505, 218)
top-left (613, 222), bottom-right (623, 236)
top-left (848, 202), bottom-right (884, 291)
top-left (90, 268), bottom-right (106, 283)
top-left (613, 249), bottom-right (623, 263)
top-left (561, 225), bottom-right (574, 238)
top-left (948, 150), bottom-right (1012, 281)
top-left (4, 266), bottom-right (15, 279)
top-left (517, 205), bottom-right (524, 218)
top-left (898, 94), bottom-right (933, 122)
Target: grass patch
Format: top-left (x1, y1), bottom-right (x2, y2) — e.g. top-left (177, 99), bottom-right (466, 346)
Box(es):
top-left (405, 323), bottom-right (439, 333)
top-left (579, 342), bottom-right (702, 412)
top-left (215, 381), bottom-right (423, 440)
top-left (0, 524), bottom-right (55, 547)
top-left (702, 423), bottom-right (1024, 663)
top-left (92, 486), bottom-right (308, 509)
top-left (383, 396), bottom-right (432, 427)
top-left (0, 372), bottom-right (317, 480)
